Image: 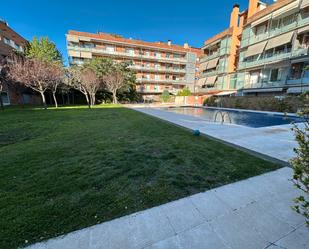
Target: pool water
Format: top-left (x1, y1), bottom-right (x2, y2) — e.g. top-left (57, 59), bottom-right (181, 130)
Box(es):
top-left (164, 107), bottom-right (303, 128)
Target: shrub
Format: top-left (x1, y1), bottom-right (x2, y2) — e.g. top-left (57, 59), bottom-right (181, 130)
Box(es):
top-left (177, 87), bottom-right (191, 96)
top-left (160, 90), bottom-right (171, 103)
top-left (291, 92), bottom-right (309, 225)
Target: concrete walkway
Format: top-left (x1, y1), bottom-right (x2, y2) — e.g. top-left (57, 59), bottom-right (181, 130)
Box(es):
top-left (27, 167), bottom-right (308, 249)
top-left (134, 107), bottom-right (299, 163)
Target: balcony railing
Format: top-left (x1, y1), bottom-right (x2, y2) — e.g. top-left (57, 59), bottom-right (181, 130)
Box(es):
top-left (136, 78), bottom-right (188, 85)
top-left (238, 51), bottom-right (292, 69)
top-left (67, 46), bottom-right (187, 64)
top-left (243, 80), bottom-right (286, 89)
top-left (200, 52), bottom-right (220, 63)
top-left (129, 65), bottom-right (186, 74)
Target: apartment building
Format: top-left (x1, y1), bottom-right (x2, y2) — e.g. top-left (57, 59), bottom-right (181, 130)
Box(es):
top-left (0, 18), bottom-right (32, 105)
top-left (197, 0), bottom-right (269, 96)
top-left (238, 0), bottom-right (309, 95)
top-left (66, 31), bottom-right (201, 101)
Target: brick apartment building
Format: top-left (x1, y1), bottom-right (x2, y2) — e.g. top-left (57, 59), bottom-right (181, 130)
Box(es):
top-left (0, 18), bottom-right (40, 105)
top-left (66, 31), bottom-right (201, 101)
top-left (198, 0), bottom-right (309, 96)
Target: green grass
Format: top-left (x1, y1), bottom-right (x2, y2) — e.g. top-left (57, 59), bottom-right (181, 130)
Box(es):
top-left (0, 105), bottom-right (280, 249)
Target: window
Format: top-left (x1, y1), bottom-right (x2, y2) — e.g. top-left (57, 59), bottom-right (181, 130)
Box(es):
top-left (255, 24), bottom-right (267, 36)
top-left (155, 63), bottom-right (160, 69)
top-left (3, 37), bottom-right (10, 45)
top-left (145, 51), bottom-right (150, 56)
top-left (155, 75), bottom-right (160, 80)
top-left (270, 69), bottom-right (279, 82)
top-left (146, 74), bottom-right (150, 79)
top-left (166, 53), bottom-right (170, 58)
top-left (125, 48), bottom-right (134, 55)
top-left (154, 52), bottom-right (161, 58)
top-left (105, 45), bottom-right (115, 52)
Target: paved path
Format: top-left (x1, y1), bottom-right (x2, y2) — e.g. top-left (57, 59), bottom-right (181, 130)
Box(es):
top-left (27, 167), bottom-right (308, 249)
top-left (134, 107), bottom-right (299, 163)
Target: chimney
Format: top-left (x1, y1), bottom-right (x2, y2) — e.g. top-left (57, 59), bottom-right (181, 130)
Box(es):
top-left (248, 0), bottom-right (259, 18)
top-left (230, 4), bottom-right (240, 28)
top-left (167, 40), bottom-right (172, 46)
top-left (184, 43), bottom-right (189, 49)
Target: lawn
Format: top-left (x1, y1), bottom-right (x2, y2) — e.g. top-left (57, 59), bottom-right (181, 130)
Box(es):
top-left (0, 105), bottom-right (280, 249)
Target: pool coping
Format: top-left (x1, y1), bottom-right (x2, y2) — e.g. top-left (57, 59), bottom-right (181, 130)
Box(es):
top-left (131, 107), bottom-right (291, 168)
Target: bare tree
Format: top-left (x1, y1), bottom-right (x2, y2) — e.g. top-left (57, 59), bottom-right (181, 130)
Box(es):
top-left (102, 69), bottom-right (125, 104)
top-left (48, 63), bottom-right (64, 108)
top-left (66, 67), bottom-right (91, 108)
top-left (80, 68), bottom-right (101, 106)
top-left (7, 56), bottom-right (54, 109)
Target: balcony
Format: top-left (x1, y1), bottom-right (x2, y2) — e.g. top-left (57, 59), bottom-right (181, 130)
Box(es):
top-left (200, 52), bottom-right (220, 63)
top-left (129, 65), bottom-right (186, 74)
top-left (67, 46), bottom-right (187, 64)
top-left (136, 78), bottom-right (188, 85)
top-left (238, 51), bottom-right (292, 70)
top-left (243, 80), bottom-right (286, 89)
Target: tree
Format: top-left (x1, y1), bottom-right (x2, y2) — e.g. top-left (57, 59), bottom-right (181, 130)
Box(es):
top-left (102, 68), bottom-right (125, 104)
top-left (25, 36), bottom-right (62, 63)
top-left (65, 67), bottom-right (91, 108)
top-left (291, 92), bottom-right (309, 225)
top-left (48, 63), bottom-right (64, 108)
top-left (177, 87), bottom-right (191, 96)
top-left (80, 68), bottom-right (101, 106)
top-left (160, 89), bottom-right (171, 103)
top-left (25, 36), bottom-right (63, 108)
top-left (7, 56), bottom-right (53, 109)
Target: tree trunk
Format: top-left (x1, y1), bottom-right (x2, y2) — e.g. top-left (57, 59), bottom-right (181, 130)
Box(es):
top-left (84, 93), bottom-right (91, 109)
top-left (112, 90), bottom-right (117, 104)
top-left (0, 88), bottom-right (4, 111)
top-left (40, 91), bottom-right (47, 109)
top-left (52, 91), bottom-right (58, 108)
top-left (91, 93), bottom-right (96, 106)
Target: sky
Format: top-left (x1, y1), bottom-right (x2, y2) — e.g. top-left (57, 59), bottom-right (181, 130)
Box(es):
top-left (2, 0), bottom-right (274, 65)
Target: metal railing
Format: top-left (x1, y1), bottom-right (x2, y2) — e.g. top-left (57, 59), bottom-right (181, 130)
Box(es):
top-left (129, 65), bottom-right (186, 74)
top-left (67, 46), bottom-right (188, 64)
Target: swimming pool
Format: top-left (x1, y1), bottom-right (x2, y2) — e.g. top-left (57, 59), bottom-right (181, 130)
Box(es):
top-left (164, 107), bottom-right (303, 128)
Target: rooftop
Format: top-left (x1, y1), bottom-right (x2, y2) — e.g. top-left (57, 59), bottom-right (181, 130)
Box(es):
top-left (68, 30), bottom-right (201, 54)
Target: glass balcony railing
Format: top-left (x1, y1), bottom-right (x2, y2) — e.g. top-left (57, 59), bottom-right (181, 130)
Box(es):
top-left (243, 80), bottom-right (286, 89)
top-left (67, 46), bottom-right (187, 64)
top-left (200, 52), bottom-right (220, 63)
top-left (238, 51), bottom-right (292, 69)
top-left (129, 65), bottom-right (186, 74)
top-left (136, 78), bottom-right (188, 85)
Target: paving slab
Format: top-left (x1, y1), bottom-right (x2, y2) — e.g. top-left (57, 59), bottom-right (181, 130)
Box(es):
top-left (275, 225), bottom-right (309, 249)
top-left (189, 191), bottom-right (233, 220)
top-left (236, 201), bottom-right (294, 243)
top-left (209, 210), bottom-right (270, 249)
top-left (161, 198), bottom-right (205, 233)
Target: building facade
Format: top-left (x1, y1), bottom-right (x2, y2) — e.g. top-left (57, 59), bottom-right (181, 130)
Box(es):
top-left (0, 18), bottom-right (32, 105)
top-left (238, 0), bottom-right (309, 95)
top-left (66, 31), bottom-right (201, 101)
top-left (198, 0), bottom-right (309, 96)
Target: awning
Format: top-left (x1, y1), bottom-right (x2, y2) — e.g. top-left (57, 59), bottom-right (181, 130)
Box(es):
top-left (273, 0), bottom-right (300, 19)
top-left (301, 0), bottom-right (309, 9)
top-left (197, 78), bottom-right (207, 86)
top-left (206, 58), bottom-right (219, 70)
top-left (251, 14), bottom-right (272, 27)
top-left (215, 91), bottom-right (237, 96)
top-left (245, 41), bottom-right (268, 58)
top-left (287, 86), bottom-right (309, 93)
top-left (265, 31), bottom-right (294, 50)
top-left (243, 87), bottom-right (283, 93)
top-left (200, 62), bottom-right (208, 71)
top-left (205, 76), bottom-right (217, 86)
top-left (67, 35), bottom-right (79, 43)
top-left (298, 25), bottom-right (309, 34)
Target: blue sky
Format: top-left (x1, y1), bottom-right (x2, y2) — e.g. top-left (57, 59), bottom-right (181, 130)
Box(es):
top-left (2, 0), bottom-right (273, 64)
